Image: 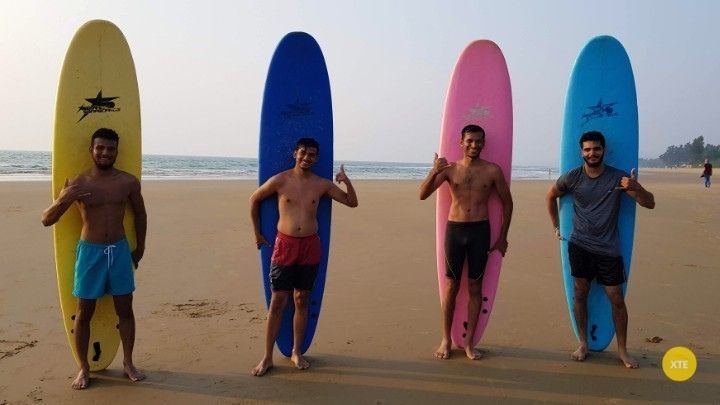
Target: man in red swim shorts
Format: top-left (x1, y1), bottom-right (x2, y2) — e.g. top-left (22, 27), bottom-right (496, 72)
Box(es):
top-left (269, 232), bottom-right (321, 292)
top-left (249, 138), bottom-right (358, 376)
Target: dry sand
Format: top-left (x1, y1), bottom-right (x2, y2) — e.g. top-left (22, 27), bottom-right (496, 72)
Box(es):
top-left (1, 169), bottom-right (718, 404)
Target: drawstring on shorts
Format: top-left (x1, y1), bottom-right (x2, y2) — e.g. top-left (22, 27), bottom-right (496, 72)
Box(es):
top-left (103, 244), bottom-right (116, 269)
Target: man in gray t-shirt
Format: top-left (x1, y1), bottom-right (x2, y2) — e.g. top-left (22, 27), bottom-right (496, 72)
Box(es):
top-left (556, 164), bottom-right (628, 257)
top-left (546, 131), bottom-right (655, 369)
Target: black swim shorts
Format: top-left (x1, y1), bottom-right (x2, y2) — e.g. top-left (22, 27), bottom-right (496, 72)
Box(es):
top-left (568, 242), bottom-right (625, 286)
top-left (444, 220), bottom-right (490, 281)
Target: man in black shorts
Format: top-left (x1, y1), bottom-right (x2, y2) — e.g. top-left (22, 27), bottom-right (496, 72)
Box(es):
top-left (419, 124), bottom-right (513, 360)
top-left (546, 131), bottom-right (655, 368)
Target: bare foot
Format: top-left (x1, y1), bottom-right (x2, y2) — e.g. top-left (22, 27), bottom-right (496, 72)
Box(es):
top-left (251, 358), bottom-right (273, 376)
top-left (123, 362), bottom-right (146, 382)
top-left (464, 346), bottom-right (482, 360)
top-left (571, 345), bottom-right (588, 361)
top-left (434, 339), bottom-right (451, 359)
top-left (290, 352), bottom-right (310, 370)
top-left (71, 369), bottom-right (90, 390)
top-left (619, 352), bottom-right (639, 369)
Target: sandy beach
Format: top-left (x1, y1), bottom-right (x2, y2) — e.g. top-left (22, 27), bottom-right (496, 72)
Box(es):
top-left (1, 169), bottom-right (718, 404)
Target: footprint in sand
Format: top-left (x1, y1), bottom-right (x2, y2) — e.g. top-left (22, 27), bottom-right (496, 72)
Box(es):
top-left (154, 300), bottom-right (260, 319)
top-left (26, 387), bottom-right (42, 403)
top-left (0, 339), bottom-right (38, 360)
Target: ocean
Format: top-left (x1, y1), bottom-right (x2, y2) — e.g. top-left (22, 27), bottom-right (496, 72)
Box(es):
top-left (0, 150), bottom-right (558, 181)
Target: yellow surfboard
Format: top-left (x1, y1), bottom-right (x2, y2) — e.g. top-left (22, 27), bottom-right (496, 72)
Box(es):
top-left (52, 20), bottom-right (141, 371)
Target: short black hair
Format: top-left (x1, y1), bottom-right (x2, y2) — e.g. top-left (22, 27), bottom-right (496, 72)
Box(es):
top-left (579, 131), bottom-right (605, 148)
top-left (461, 124), bottom-right (485, 140)
top-left (90, 128), bottom-right (119, 147)
top-left (295, 137), bottom-right (319, 153)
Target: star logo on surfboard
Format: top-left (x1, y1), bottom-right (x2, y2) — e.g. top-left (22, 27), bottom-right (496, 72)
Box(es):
top-left (581, 99), bottom-right (617, 124)
top-left (281, 98), bottom-right (314, 120)
top-left (464, 103), bottom-right (491, 122)
top-left (77, 91), bottom-right (120, 122)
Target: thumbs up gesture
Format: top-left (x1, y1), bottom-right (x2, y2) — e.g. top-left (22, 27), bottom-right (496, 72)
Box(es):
top-left (616, 168), bottom-right (640, 191)
top-left (335, 164), bottom-right (350, 184)
top-left (432, 153), bottom-right (452, 175)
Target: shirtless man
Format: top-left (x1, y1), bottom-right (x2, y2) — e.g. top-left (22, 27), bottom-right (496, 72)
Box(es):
top-left (546, 130), bottom-right (655, 368)
top-left (250, 137), bottom-right (358, 376)
top-left (41, 128), bottom-right (147, 389)
top-left (419, 124), bottom-right (513, 360)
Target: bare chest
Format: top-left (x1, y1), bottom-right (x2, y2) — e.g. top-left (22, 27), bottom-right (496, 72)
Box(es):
top-left (277, 182), bottom-right (324, 208)
top-left (448, 168), bottom-right (492, 192)
top-left (80, 181), bottom-right (130, 208)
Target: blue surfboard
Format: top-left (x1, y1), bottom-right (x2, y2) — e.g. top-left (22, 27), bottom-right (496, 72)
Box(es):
top-left (560, 36), bottom-right (638, 351)
top-left (258, 32), bottom-right (333, 356)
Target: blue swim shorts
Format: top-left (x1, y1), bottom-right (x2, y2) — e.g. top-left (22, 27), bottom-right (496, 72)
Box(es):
top-left (73, 238), bottom-right (135, 299)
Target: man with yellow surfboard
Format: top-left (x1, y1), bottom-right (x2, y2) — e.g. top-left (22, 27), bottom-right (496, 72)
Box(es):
top-left (42, 128), bottom-right (147, 389)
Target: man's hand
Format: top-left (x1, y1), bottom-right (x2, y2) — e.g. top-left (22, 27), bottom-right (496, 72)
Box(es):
top-left (432, 153), bottom-right (452, 175)
top-left (489, 238), bottom-right (508, 257)
top-left (335, 164), bottom-right (351, 185)
top-left (58, 178), bottom-right (91, 203)
top-left (255, 233), bottom-right (270, 250)
top-left (615, 168), bottom-right (640, 191)
top-left (131, 246), bottom-right (144, 269)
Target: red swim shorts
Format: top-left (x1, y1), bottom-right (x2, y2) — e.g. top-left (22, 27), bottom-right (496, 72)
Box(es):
top-left (271, 232), bottom-right (321, 266)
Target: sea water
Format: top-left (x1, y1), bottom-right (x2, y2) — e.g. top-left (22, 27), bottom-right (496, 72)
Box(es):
top-left (0, 150), bottom-right (558, 181)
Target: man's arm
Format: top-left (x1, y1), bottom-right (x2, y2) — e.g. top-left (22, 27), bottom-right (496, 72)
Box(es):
top-left (41, 178), bottom-right (90, 227)
top-left (326, 164), bottom-right (358, 207)
top-left (249, 175), bottom-right (282, 249)
top-left (419, 153), bottom-right (452, 200)
top-left (618, 169), bottom-right (655, 209)
top-left (128, 177), bottom-right (147, 267)
top-left (546, 184), bottom-right (564, 240)
top-left (489, 166), bottom-right (513, 256)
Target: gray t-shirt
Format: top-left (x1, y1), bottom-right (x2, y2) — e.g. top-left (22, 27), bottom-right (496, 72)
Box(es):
top-left (556, 165), bottom-right (629, 257)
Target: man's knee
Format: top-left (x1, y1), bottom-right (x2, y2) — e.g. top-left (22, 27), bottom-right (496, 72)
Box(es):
top-left (269, 292), bottom-right (290, 313)
top-left (75, 300), bottom-right (96, 322)
top-left (293, 290), bottom-right (310, 308)
top-left (114, 303), bottom-right (134, 319)
top-left (445, 278), bottom-right (460, 293)
top-left (573, 279), bottom-right (590, 302)
top-left (606, 289), bottom-right (626, 311)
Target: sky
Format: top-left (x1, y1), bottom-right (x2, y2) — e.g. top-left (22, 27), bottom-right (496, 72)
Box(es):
top-left (1, 0), bottom-right (719, 165)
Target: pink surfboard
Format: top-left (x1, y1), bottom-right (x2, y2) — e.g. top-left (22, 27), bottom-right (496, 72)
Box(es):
top-left (436, 40), bottom-right (513, 348)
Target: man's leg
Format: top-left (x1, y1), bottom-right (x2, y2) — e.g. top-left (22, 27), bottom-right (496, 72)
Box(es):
top-left (463, 279), bottom-right (483, 360)
top-left (463, 221), bottom-right (490, 360)
top-left (291, 289), bottom-right (311, 370)
top-left (572, 278), bottom-right (590, 361)
top-left (605, 285), bottom-right (638, 368)
top-left (72, 298), bottom-right (96, 389)
top-left (252, 290), bottom-right (289, 376)
top-left (113, 294), bottom-right (145, 381)
top-left (435, 278), bottom-right (459, 359)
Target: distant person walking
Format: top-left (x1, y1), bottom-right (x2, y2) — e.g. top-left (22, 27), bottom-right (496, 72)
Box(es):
top-left (701, 159), bottom-right (712, 188)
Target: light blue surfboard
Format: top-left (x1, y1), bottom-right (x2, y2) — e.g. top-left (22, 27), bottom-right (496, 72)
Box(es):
top-left (258, 32), bottom-right (333, 357)
top-left (560, 35), bottom-right (638, 351)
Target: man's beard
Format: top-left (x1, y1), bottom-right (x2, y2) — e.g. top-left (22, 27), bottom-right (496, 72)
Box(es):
top-left (466, 148), bottom-right (482, 159)
top-left (94, 160), bottom-right (115, 171)
top-left (583, 154), bottom-right (604, 168)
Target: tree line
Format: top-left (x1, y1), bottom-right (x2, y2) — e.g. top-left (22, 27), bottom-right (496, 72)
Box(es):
top-left (656, 136), bottom-right (719, 167)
